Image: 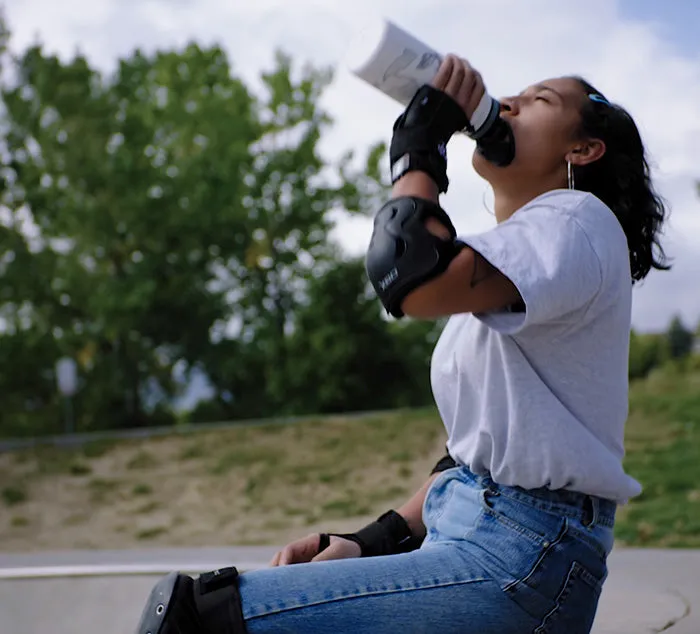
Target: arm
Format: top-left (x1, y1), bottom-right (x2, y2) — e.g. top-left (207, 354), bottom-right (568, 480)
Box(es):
top-left (390, 173), bottom-right (521, 319)
top-left (396, 471), bottom-right (441, 540)
top-left (397, 445), bottom-right (458, 539)
top-left (368, 55), bottom-right (520, 320)
top-left (323, 449), bottom-right (457, 555)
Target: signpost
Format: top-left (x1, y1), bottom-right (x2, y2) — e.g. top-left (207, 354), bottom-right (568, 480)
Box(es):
top-left (56, 357), bottom-right (78, 434)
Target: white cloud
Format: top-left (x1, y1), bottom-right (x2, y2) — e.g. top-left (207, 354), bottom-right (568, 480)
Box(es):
top-left (6, 0), bottom-right (700, 331)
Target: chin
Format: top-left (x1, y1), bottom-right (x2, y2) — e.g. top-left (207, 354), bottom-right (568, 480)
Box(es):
top-left (472, 145), bottom-right (522, 186)
top-left (471, 147), bottom-right (497, 182)
top-left (472, 147), bottom-right (485, 171)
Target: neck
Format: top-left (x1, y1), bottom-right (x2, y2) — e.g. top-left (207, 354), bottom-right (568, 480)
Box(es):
top-left (493, 177), bottom-right (567, 223)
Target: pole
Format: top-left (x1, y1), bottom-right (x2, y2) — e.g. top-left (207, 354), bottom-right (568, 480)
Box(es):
top-left (64, 396), bottom-right (74, 435)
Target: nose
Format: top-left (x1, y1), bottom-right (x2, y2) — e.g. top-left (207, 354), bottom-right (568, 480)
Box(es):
top-left (499, 97), bottom-right (518, 116)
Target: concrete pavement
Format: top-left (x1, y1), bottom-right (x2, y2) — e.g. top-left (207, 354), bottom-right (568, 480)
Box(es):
top-left (593, 549), bottom-right (695, 634)
top-left (0, 547), bottom-right (697, 633)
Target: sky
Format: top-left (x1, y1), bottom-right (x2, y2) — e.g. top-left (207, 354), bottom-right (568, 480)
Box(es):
top-left (5, 0), bottom-right (700, 334)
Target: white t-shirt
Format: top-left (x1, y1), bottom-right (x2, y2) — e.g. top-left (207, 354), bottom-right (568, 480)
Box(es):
top-left (430, 189), bottom-right (641, 503)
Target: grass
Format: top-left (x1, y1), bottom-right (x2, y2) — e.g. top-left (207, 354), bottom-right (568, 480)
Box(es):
top-left (179, 442), bottom-right (207, 460)
top-left (210, 446), bottom-right (279, 475)
top-left (126, 450), bottom-right (157, 470)
top-left (132, 483), bottom-right (153, 496)
top-left (135, 501), bottom-right (160, 514)
top-left (69, 462), bottom-right (92, 476)
top-left (614, 369), bottom-right (700, 548)
top-left (82, 440), bottom-right (115, 459)
top-left (2, 486), bottom-right (27, 506)
top-left (0, 407), bottom-right (445, 550)
top-left (321, 497), bottom-right (373, 518)
top-left (88, 478), bottom-right (121, 503)
top-left (0, 370), bottom-right (697, 550)
top-left (136, 526), bottom-right (168, 540)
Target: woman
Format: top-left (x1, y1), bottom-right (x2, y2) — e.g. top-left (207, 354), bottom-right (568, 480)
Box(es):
top-left (135, 55), bottom-right (669, 634)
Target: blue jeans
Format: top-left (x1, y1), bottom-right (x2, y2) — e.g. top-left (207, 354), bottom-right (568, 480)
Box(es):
top-left (237, 466), bottom-right (616, 633)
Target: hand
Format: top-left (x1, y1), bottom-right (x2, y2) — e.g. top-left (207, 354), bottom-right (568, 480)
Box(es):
top-left (431, 55), bottom-right (486, 121)
top-left (269, 533), bottom-right (362, 567)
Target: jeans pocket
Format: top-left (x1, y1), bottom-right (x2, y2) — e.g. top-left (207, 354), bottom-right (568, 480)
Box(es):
top-left (534, 561), bottom-right (604, 634)
top-left (422, 469), bottom-right (456, 527)
top-left (423, 469), bottom-right (487, 544)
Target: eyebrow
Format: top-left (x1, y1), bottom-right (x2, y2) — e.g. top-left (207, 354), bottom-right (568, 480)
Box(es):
top-left (533, 84), bottom-right (565, 100)
top-left (519, 84), bottom-right (565, 101)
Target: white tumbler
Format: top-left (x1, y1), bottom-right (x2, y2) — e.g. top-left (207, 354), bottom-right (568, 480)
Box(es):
top-left (344, 18), bottom-right (444, 107)
top-left (344, 18), bottom-right (516, 166)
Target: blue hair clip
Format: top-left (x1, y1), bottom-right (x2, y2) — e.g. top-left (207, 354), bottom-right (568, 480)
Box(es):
top-left (589, 93), bottom-right (609, 105)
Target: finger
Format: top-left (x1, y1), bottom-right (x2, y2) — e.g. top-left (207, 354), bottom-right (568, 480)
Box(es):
top-left (464, 71), bottom-right (485, 118)
top-left (444, 57), bottom-right (466, 99)
top-left (269, 551), bottom-right (281, 567)
top-left (430, 55), bottom-right (455, 91)
top-left (278, 547), bottom-right (294, 566)
top-left (455, 59), bottom-right (478, 108)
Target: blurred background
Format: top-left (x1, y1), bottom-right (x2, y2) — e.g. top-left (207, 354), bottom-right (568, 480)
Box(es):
top-left (0, 0), bottom-right (698, 555)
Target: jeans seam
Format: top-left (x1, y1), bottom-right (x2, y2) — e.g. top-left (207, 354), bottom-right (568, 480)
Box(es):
top-left (484, 507), bottom-right (548, 546)
top-left (502, 519), bottom-right (568, 593)
top-left (533, 561), bottom-right (578, 634)
top-left (495, 488), bottom-right (615, 528)
top-left (565, 525), bottom-right (609, 560)
top-left (481, 490), bottom-right (556, 547)
top-left (244, 578), bottom-right (491, 620)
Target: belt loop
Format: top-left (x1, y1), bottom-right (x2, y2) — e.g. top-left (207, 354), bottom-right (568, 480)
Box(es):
top-left (583, 496), bottom-right (599, 529)
top-left (486, 476), bottom-right (500, 497)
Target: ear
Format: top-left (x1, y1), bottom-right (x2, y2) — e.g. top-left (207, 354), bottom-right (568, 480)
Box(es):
top-left (567, 139), bottom-right (606, 166)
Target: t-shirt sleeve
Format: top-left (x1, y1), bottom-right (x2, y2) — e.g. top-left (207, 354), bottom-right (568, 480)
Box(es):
top-left (458, 204), bottom-right (603, 334)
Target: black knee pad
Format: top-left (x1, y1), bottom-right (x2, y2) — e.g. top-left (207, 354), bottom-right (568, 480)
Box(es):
top-left (135, 566), bottom-right (247, 634)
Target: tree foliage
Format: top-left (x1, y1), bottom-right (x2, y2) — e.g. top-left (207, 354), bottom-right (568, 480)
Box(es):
top-left (2, 10), bottom-right (694, 439)
top-left (0, 16), bottom-right (437, 437)
top-left (666, 315), bottom-right (694, 360)
top-left (628, 330), bottom-right (669, 380)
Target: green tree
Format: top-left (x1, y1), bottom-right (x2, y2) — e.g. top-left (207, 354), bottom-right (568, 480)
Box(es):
top-left (1, 38), bottom-right (260, 431)
top-left (201, 52), bottom-right (385, 415)
top-left (387, 317), bottom-right (446, 407)
top-left (629, 329), bottom-right (670, 380)
top-left (0, 12), bottom-right (64, 436)
top-left (0, 20), bottom-right (386, 434)
top-left (666, 315), bottom-right (693, 360)
top-left (281, 257), bottom-right (436, 414)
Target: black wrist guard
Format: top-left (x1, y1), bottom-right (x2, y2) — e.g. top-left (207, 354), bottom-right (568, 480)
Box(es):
top-left (325, 510), bottom-right (417, 557)
top-left (389, 85), bottom-right (469, 194)
top-left (365, 196), bottom-right (465, 318)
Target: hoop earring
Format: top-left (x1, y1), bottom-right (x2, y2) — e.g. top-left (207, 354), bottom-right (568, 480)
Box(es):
top-left (567, 161), bottom-right (575, 190)
top-left (481, 187), bottom-right (495, 217)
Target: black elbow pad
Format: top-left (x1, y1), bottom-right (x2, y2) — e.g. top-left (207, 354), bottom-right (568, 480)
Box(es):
top-left (365, 196), bottom-right (465, 318)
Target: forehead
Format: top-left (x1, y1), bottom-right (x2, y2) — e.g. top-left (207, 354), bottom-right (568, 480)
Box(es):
top-left (521, 77), bottom-right (584, 104)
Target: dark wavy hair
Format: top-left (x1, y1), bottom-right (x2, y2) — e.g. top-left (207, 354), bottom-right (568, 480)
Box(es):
top-left (570, 77), bottom-right (671, 283)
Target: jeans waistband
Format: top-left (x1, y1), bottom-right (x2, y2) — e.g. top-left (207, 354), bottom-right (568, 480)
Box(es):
top-left (461, 469), bottom-right (617, 528)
